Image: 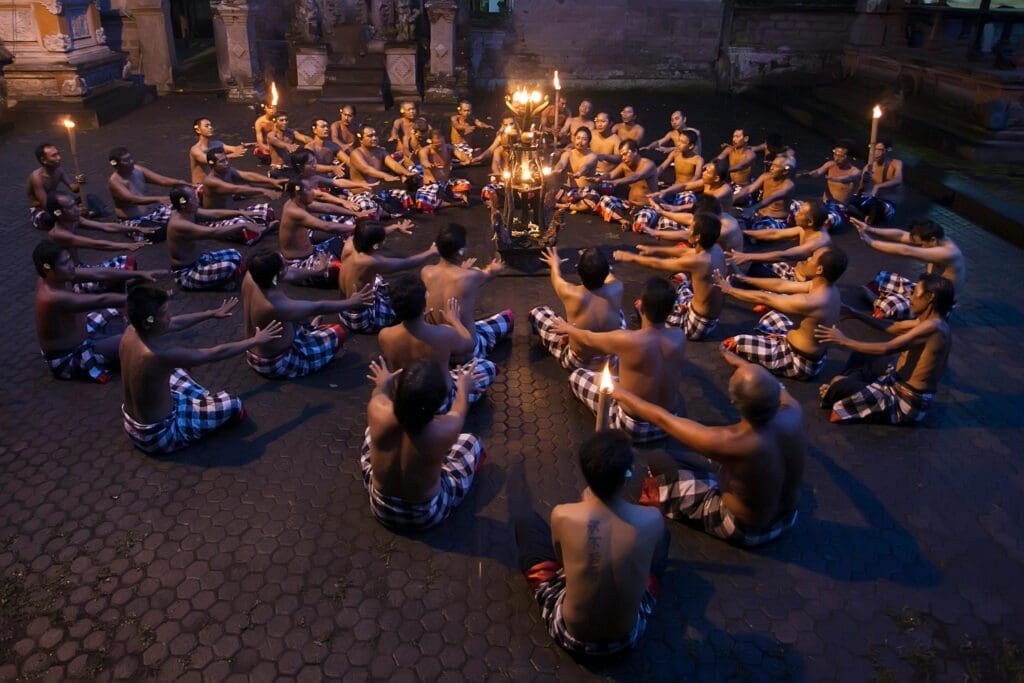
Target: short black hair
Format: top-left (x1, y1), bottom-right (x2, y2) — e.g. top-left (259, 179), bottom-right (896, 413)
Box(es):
top-left (692, 194), bottom-right (722, 216)
top-left (436, 223), bottom-right (467, 262)
top-left (389, 275), bottom-right (427, 322)
top-left (393, 361), bottom-right (447, 434)
top-left (272, 110), bottom-right (288, 120)
top-left (577, 248), bottom-right (610, 291)
top-left (817, 247), bottom-right (848, 284)
top-left (680, 129), bottom-right (697, 146)
top-left (206, 147), bottom-right (226, 165)
top-left (108, 146), bottom-right (130, 164)
top-left (353, 221), bottom-right (386, 254)
top-left (834, 138), bottom-right (855, 153)
top-left (579, 430), bottom-right (634, 501)
top-left (573, 126), bottom-right (592, 142)
top-left (192, 117), bottom-right (210, 130)
top-left (248, 251), bottom-right (283, 288)
top-left (285, 176), bottom-right (306, 197)
top-left (45, 192), bottom-right (74, 218)
top-left (32, 240), bottom-right (67, 278)
top-left (803, 199), bottom-right (828, 230)
top-left (919, 273), bottom-right (956, 316)
top-left (710, 157), bottom-right (730, 181)
top-left (691, 213), bottom-right (721, 250)
top-left (640, 277), bottom-right (676, 324)
top-left (618, 139), bottom-right (639, 154)
top-left (169, 185), bottom-right (193, 211)
top-left (35, 143), bottom-right (56, 163)
top-left (909, 219), bottom-right (944, 243)
top-left (126, 282), bottom-right (169, 332)
top-left (290, 148), bottom-right (313, 173)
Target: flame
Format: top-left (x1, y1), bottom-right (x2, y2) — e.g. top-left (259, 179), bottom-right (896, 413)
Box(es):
top-left (542, 166), bottom-right (551, 176)
top-left (520, 160), bottom-right (532, 181)
top-left (599, 362), bottom-right (614, 393)
top-left (270, 82), bottom-right (279, 107)
top-left (553, 70), bottom-right (561, 91)
top-left (504, 125), bottom-right (515, 135)
top-left (511, 88), bottom-right (528, 105)
top-left (872, 105), bottom-right (882, 119)
top-left (501, 170), bottom-right (511, 180)
top-left (529, 90), bottom-right (542, 104)
top-left (62, 118), bottom-right (75, 130)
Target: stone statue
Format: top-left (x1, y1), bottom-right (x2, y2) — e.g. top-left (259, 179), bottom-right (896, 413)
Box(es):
top-left (392, 1), bottom-right (421, 44)
top-left (292, 0), bottom-right (323, 44)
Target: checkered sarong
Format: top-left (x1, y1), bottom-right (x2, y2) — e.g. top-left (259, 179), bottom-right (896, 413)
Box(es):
top-left (122, 368), bottom-right (243, 455)
top-left (414, 182), bottom-right (467, 212)
top-left (869, 270), bottom-right (914, 320)
top-left (437, 359), bottom-right (498, 414)
top-left (665, 274), bottom-right (719, 341)
top-left (360, 426), bottom-right (483, 531)
top-left (597, 195), bottom-right (629, 223)
top-left (42, 307), bottom-right (121, 382)
top-left (823, 199), bottom-right (847, 229)
top-left (556, 186), bottom-right (600, 206)
top-left (732, 182), bottom-right (754, 207)
top-left (630, 207), bottom-right (659, 233)
top-left (529, 305), bottom-right (622, 370)
top-left (643, 469), bottom-right (797, 547)
top-left (175, 249), bottom-right (242, 290)
top-left (119, 204), bottom-right (172, 228)
top-left (829, 366), bottom-right (933, 425)
top-left (724, 311), bottom-right (826, 380)
top-left (340, 275), bottom-right (395, 333)
top-left (481, 182), bottom-right (503, 203)
top-left (850, 194), bottom-right (896, 224)
top-left (453, 142), bottom-right (474, 161)
top-left (204, 203), bottom-right (273, 246)
top-left (749, 215), bottom-right (789, 232)
top-left (569, 368), bottom-right (667, 443)
top-left (472, 310), bottom-right (515, 359)
top-left (769, 262), bottom-right (796, 281)
top-left (285, 238), bottom-right (343, 286)
top-left (245, 323), bottom-right (343, 378)
top-left (73, 255), bottom-right (137, 293)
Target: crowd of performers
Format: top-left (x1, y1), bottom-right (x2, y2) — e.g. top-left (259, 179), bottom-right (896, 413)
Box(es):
top-left (25, 94), bottom-right (962, 657)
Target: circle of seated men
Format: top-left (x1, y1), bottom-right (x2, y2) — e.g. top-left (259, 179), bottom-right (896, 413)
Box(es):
top-left (25, 97), bottom-right (960, 657)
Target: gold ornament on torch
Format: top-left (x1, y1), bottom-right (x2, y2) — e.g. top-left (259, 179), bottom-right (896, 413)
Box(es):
top-left (595, 361), bottom-right (614, 431)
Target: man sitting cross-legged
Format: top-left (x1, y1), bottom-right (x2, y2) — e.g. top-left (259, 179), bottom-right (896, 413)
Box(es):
top-left (422, 223), bottom-right (512, 363)
top-left (107, 146), bottom-right (191, 239)
top-left (729, 199), bottom-right (831, 280)
top-left (362, 357), bottom-right (485, 532)
top-left (613, 213), bottom-right (726, 341)
top-left (595, 140), bottom-right (659, 231)
top-left (550, 278), bottom-right (685, 444)
top-left (201, 148), bottom-right (282, 230)
top-left (530, 247), bottom-right (624, 371)
top-left (166, 186), bottom-right (258, 291)
top-left (241, 252), bottom-right (374, 378)
top-left (119, 283), bottom-right (282, 455)
top-left (515, 430), bottom-right (667, 656)
top-left (337, 221), bottom-right (438, 333)
top-left (641, 194), bottom-right (743, 256)
top-left (33, 241), bottom-right (161, 383)
top-left (815, 273), bottom-right (954, 425)
top-left (415, 130), bottom-right (472, 212)
top-left (717, 247), bottom-right (847, 381)
top-left (380, 276), bottom-right (497, 411)
top-left (732, 154), bottom-right (796, 232)
top-left (611, 347), bottom-right (804, 547)
top-left (278, 177), bottom-right (361, 287)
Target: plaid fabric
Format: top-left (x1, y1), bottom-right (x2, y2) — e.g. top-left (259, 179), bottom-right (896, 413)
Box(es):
top-left (175, 249), bottom-right (243, 290)
top-left (472, 309), bottom-right (515, 359)
top-left (597, 195), bottom-right (629, 223)
top-left (830, 367), bottom-right (933, 425)
top-left (204, 204), bottom-right (273, 246)
top-left (360, 426), bottom-right (483, 531)
top-left (119, 204), bottom-right (172, 228)
top-left (245, 323), bottom-right (343, 378)
top-left (437, 359), bottom-right (498, 413)
top-left (870, 270), bottom-right (914, 320)
top-left (481, 182), bottom-right (503, 202)
top-left (643, 469), bottom-right (797, 547)
top-left (73, 255), bottom-right (137, 293)
top-left (530, 567), bottom-right (655, 656)
top-left (749, 215), bottom-right (789, 232)
top-left (415, 183), bottom-right (446, 212)
top-left (42, 307), bottom-right (121, 382)
top-left (769, 262), bottom-right (796, 281)
top-left (285, 238), bottom-right (343, 285)
top-left (556, 186), bottom-right (600, 205)
top-left (725, 311), bottom-right (825, 380)
top-left (569, 368), bottom-right (667, 443)
top-left (340, 275), bottom-right (395, 333)
top-left (30, 207), bottom-right (49, 230)
top-left (665, 275), bottom-right (719, 341)
top-left (453, 142), bottom-right (474, 161)
top-left (320, 213), bottom-right (356, 227)
top-left (630, 207), bottom-right (659, 233)
top-left (122, 368), bottom-right (243, 455)
top-left (732, 182), bottom-right (754, 207)
top-left (850, 194), bottom-right (896, 224)
top-left (529, 305), bottom-right (622, 371)
top-left (823, 199), bottom-right (847, 229)
top-left (349, 191), bottom-right (382, 218)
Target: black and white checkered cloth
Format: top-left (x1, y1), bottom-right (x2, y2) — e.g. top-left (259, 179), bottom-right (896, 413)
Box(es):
top-left (360, 426), bottom-right (483, 531)
top-left (72, 255), bottom-right (137, 294)
top-left (597, 195), bottom-right (629, 223)
top-left (569, 368), bottom-right (667, 443)
top-left (437, 359), bottom-right (498, 414)
top-left (175, 249), bottom-right (243, 290)
top-left (472, 310), bottom-right (515, 359)
top-left (869, 270), bottom-right (914, 320)
top-left (340, 275), bottom-right (396, 333)
top-left (119, 204), bottom-right (172, 228)
top-left (122, 368), bottom-right (243, 455)
top-left (529, 306), bottom-right (623, 371)
top-left (665, 274), bottom-right (719, 341)
top-left (556, 186), bottom-right (600, 206)
top-left (42, 307), bottom-right (122, 383)
top-left (245, 323), bottom-right (343, 378)
top-left (850, 194), bottom-right (896, 224)
top-left (724, 310), bottom-right (826, 380)
top-left (829, 366), bottom-right (933, 425)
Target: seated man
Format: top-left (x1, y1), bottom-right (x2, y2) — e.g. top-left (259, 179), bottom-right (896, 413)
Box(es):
top-left (266, 111), bottom-right (313, 174)
top-left (558, 100), bottom-right (596, 140)
top-left (252, 102), bottom-right (276, 164)
top-left (362, 357), bottom-right (484, 531)
top-left (530, 247), bottom-right (624, 370)
top-left (538, 97), bottom-right (568, 136)
top-left (387, 101), bottom-right (420, 159)
top-left (119, 283), bottom-right (282, 455)
top-left (33, 241), bottom-right (158, 383)
top-left (279, 177), bottom-right (357, 287)
top-left (611, 106), bottom-right (645, 145)
top-left (337, 221), bottom-right (438, 333)
top-left (641, 194), bottom-right (743, 256)
top-left (551, 127), bottom-right (604, 212)
top-left (515, 430), bottom-right (667, 656)
top-left (26, 143), bottom-right (84, 229)
top-left (189, 117), bottom-right (252, 185)
top-left (472, 116), bottom-right (516, 175)
top-left (201, 148), bottom-right (282, 230)
top-left (730, 199), bottom-right (831, 280)
top-left (241, 252), bottom-right (373, 378)
top-left (550, 278), bottom-right (685, 444)
top-left (652, 130), bottom-right (704, 202)
top-left (733, 155), bottom-right (796, 231)
top-left (422, 223), bottom-right (512, 362)
top-left (449, 100), bottom-right (494, 156)
top-left (590, 112), bottom-right (622, 176)
top-left (643, 110), bottom-right (702, 156)
top-left (107, 146), bottom-right (191, 238)
top-left (348, 126), bottom-right (418, 218)
top-left (415, 130), bottom-right (472, 212)
top-left (613, 213), bottom-right (725, 341)
top-left (611, 347), bottom-right (804, 547)
top-left (712, 129), bottom-right (757, 205)
top-left (595, 140), bottom-right (659, 231)
top-left (855, 217), bottom-right (964, 320)
top-left (330, 105), bottom-right (359, 154)
top-left (717, 247), bottom-right (847, 380)
top-left (166, 185), bottom-right (260, 290)
top-left (796, 139), bottom-right (861, 227)
top-left (380, 277), bottom-right (496, 410)
top-left (307, 118), bottom-right (351, 172)
top-left (289, 148), bottom-right (378, 217)
top-left (816, 273), bottom-right (953, 425)
top-left (849, 138), bottom-right (903, 225)
top-left (645, 158), bottom-right (734, 233)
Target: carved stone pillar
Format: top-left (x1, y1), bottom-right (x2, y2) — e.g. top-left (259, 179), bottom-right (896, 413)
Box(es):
top-left (385, 44), bottom-right (418, 97)
top-left (424, 0), bottom-right (457, 103)
top-left (124, 0), bottom-right (176, 94)
top-left (211, 0), bottom-right (257, 102)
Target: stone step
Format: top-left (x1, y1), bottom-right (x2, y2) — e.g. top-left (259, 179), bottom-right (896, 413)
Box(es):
top-left (8, 79), bottom-right (157, 129)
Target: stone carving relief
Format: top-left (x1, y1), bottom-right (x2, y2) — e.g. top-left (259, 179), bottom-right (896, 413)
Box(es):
top-left (0, 10), bottom-right (33, 41)
top-left (42, 33), bottom-right (73, 52)
top-left (60, 76), bottom-right (87, 96)
top-left (95, 27), bottom-right (106, 44)
top-left (39, 0), bottom-right (63, 14)
top-left (70, 12), bottom-right (91, 39)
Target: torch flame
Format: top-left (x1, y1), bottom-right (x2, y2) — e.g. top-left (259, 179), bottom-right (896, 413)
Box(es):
top-left (62, 118), bottom-right (75, 130)
top-left (599, 362), bottom-right (614, 393)
top-left (501, 170), bottom-right (511, 180)
top-left (530, 90), bottom-right (542, 104)
top-left (542, 166), bottom-right (551, 176)
top-left (872, 105), bottom-right (882, 119)
top-left (553, 70), bottom-right (561, 91)
top-left (520, 160), bottom-right (532, 181)
top-left (270, 82), bottom-right (279, 107)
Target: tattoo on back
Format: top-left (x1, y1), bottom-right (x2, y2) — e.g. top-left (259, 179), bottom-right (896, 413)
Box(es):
top-left (586, 520), bottom-right (602, 572)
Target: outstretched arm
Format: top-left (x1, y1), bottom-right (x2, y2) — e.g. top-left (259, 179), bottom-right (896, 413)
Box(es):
top-left (159, 320), bottom-right (283, 366)
top-left (611, 385), bottom-right (737, 461)
top-left (815, 318), bottom-right (940, 356)
top-left (167, 298), bottom-right (238, 332)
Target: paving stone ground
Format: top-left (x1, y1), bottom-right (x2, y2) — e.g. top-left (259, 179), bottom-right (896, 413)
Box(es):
top-left (1, 92), bottom-right (1023, 682)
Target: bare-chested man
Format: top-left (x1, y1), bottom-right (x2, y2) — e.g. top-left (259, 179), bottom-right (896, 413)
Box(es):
top-left (241, 251), bottom-right (373, 378)
top-left (253, 103), bottom-right (276, 163)
top-left (515, 430), bottom-right (667, 655)
top-left (388, 101), bottom-right (420, 158)
top-left (850, 138), bottom-right (903, 224)
top-left (731, 199), bottom-right (831, 280)
top-left (611, 106), bottom-right (645, 145)
top-left (613, 347), bottom-right (804, 546)
top-left (348, 126), bottom-right (417, 218)
top-left (337, 221), bottom-right (438, 333)
top-left (421, 223), bottom-right (511, 362)
top-left (643, 110), bottom-right (702, 157)
top-left (415, 130), bottom-right (473, 212)
top-left (530, 247), bottom-right (624, 371)
top-left (107, 146), bottom-right (191, 236)
top-left (279, 177), bottom-right (355, 285)
top-left (590, 113), bottom-right (622, 175)
top-left (472, 116), bottom-right (516, 174)
top-left (362, 357), bottom-right (485, 531)
top-left (816, 273), bottom-right (954, 425)
top-left (119, 283), bottom-right (282, 454)
top-left (614, 213), bottom-right (726, 341)
top-left (538, 97), bottom-right (568, 135)
top-left (330, 105), bottom-right (359, 152)
top-left (642, 157), bottom-right (733, 236)
top-left (595, 140), bottom-right (659, 230)
top-left (265, 111), bottom-right (313, 173)
top-left (733, 155), bottom-right (796, 231)
top-left (552, 127), bottom-right (604, 211)
top-left (855, 217), bottom-right (964, 320)
top-left (797, 139), bottom-right (861, 227)
top-left (380, 277), bottom-right (496, 410)
top-left (713, 128), bottom-right (758, 205)
top-left (33, 241), bottom-right (159, 383)
top-left (189, 117), bottom-right (252, 184)
top-left (641, 194), bottom-right (743, 256)
top-left (559, 100), bottom-right (595, 140)
top-left (289, 148), bottom-right (378, 219)
top-left (307, 118), bottom-right (350, 172)
top-left (718, 247), bottom-right (847, 380)
top-left (655, 129), bottom-right (704, 193)
top-left (449, 100), bottom-right (493, 154)
top-left (550, 278), bottom-right (685, 443)
top-left (201, 148), bottom-right (282, 229)
top-left (27, 143), bottom-right (84, 229)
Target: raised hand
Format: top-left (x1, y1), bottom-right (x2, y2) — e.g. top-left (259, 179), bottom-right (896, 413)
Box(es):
top-left (539, 246), bottom-right (565, 270)
top-left (711, 268), bottom-right (732, 292)
top-left (456, 358), bottom-right (479, 395)
top-left (442, 297), bottom-right (463, 325)
top-left (460, 257), bottom-right (478, 269)
top-left (611, 249), bottom-right (633, 263)
top-left (344, 282), bottom-right (375, 308)
top-left (367, 355), bottom-right (402, 390)
top-left (390, 218), bottom-right (415, 234)
top-left (252, 319), bottom-right (284, 344)
top-left (726, 249), bottom-right (752, 266)
top-left (213, 297), bottom-right (239, 318)
top-left (813, 324), bottom-right (848, 345)
top-left (484, 255), bottom-right (505, 275)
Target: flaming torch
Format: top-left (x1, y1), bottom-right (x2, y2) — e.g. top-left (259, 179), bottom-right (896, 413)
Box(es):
top-left (595, 361), bottom-right (614, 431)
top-left (270, 81), bottom-right (279, 108)
top-left (62, 117), bottom-right (86, 203)
top-left (552, 71), bottom-right (561, 137)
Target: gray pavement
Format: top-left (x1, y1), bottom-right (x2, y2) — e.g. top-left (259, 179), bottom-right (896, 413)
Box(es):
top-left (0, 93), bottom-right (1023, 682)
